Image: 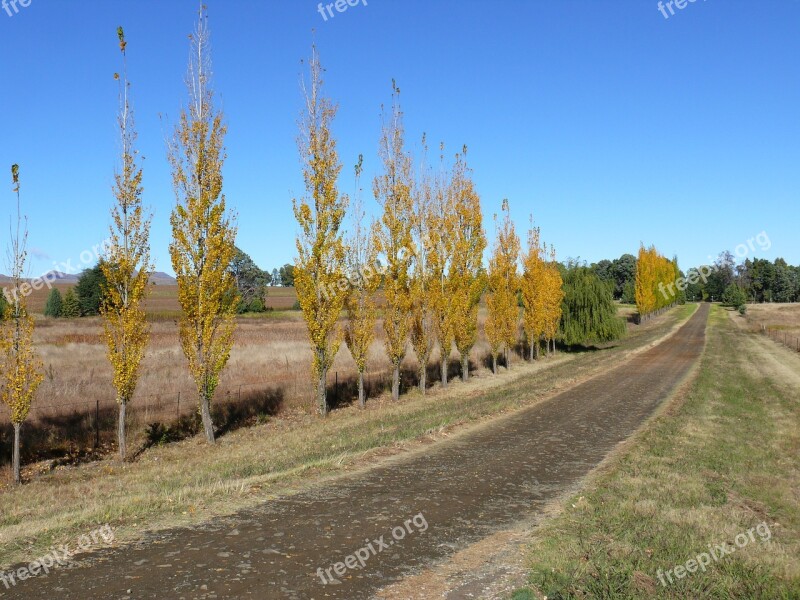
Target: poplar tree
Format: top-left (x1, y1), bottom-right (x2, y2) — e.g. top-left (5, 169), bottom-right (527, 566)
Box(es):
top-left (485, 200), bottom-right (520, 373)
top-left (542, 245), bottom-right (564, 353)
top-left (344, 155), bottom-right (378, 408)
top-left (409, 137), bottom-right (436, 393)
top-left (293, 45), bottom-right (349, 416)
top-left (427, 144), bottom-right (456, 387)
top-left (168, 9), bottom-right (237, 443)
top-left (636, 244), bottom-right (678, 321)
top-left (1, 165), bottom-right (43, 485)
top-left (101, 27), bottom-right (153, 460)
top-left (374, 81), bottom-right (414, 401)
top-left (448, 149), bottom-right (486, 382)
top-left (521, 219), bottom-right (546, 360)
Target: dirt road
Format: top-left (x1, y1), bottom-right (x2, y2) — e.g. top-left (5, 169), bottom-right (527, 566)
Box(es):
top-left (5, 304), bottom-right (708, 599)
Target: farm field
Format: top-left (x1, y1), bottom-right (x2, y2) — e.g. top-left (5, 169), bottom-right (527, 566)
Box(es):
top-left (0, 305), bottom-right (694, 571)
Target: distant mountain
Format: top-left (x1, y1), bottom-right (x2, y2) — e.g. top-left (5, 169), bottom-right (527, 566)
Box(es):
top-left (0, 270), bottom-right (79, 284)
top-left (0, 270), bottom-right (176, 285)
top-left (149, 271), bottom-right (177, 285)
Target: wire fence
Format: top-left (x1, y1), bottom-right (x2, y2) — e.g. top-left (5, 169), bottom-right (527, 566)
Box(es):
top-left (760, 325), bottom-right (800, 353)
top-left (0, 367), bottom-right (399, 466)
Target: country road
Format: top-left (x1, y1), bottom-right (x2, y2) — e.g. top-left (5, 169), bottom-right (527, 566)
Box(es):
top-left (5, 304), bottom-right (709, 600)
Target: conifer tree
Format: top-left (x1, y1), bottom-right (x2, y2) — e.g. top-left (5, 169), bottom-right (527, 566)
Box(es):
top-left (44, 288), bottom-right (63, 318)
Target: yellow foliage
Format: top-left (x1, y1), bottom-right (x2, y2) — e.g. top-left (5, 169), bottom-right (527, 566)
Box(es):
top-left (636, 244), bottom-right (678, 320)
top-left (485, 199), bottom-right (520, 366)
top-left (374, 83), bottom-right (414, 397)
top-left (101, 26), bottom-right (152, 413)
top-left (448, 149), bottom-right (487, 376)
top-left (1, 164), bottom-right (43, 485)
top-left (409, 136), bottom-right (437, 391)
top-left (168, 14), bottom-right (237, 441)
top-left (293, 46), bottom-right (349, 415)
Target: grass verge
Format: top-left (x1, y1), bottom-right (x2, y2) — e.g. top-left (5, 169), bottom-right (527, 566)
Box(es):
top-left (512, 305), bottom-right (800, 599)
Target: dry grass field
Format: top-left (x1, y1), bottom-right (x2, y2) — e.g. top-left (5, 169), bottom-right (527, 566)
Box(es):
top-left (0, 285), bottom-right (493, 464)
top-left (742, 302), bottom-right (800, 334)
top-left (20, 283), bottom-right (300, 316)
top-left (0, 305), bottom-right (696, 570)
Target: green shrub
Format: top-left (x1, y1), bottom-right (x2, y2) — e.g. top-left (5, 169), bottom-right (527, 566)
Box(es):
top-left (44, 288), bottom-right (63, 318)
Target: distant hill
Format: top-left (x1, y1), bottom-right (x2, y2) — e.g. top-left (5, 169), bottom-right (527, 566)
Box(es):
top-left (0, 270), bottom-right (176, 285)
top-left (149, 271), bottom-right (177, 285)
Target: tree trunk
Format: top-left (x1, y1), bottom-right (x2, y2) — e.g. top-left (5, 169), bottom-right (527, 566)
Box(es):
top-left (461, 353), bottom-right (469, 382)
top-left (506, 347), bottom-right (511, 370)
top-left (118, 399), bottom-right (127, 461)
top-left (12, 423), bottom-right (21, 485)
top-left (392, 365), bottom-right (400, 400)
top-left (492, 353), bottom-right (497, 374)
top-left (358, 371), bottom-right (365, 408)
top-left (419, 363), bottom-right (427, 395)
top-left (318, 364), bottom-right (328, 416)
top-left (200, 386), bottom-right (216, 443)
top-left (534, 340), bottom-right (540, 360)
top-left (551, 338), bottom-right (556, 353)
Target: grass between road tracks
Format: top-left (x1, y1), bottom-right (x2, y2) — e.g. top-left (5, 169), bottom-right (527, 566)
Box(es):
top-left (512, 305), bottom-right (800, 599)
top-left (0, 304), bottom-right (696, 570)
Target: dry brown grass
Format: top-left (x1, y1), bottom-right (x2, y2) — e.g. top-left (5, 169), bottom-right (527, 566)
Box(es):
top-left (0, 305), bottom-right (696, 569)
top-left (742, 302), bottom-right (800, 333)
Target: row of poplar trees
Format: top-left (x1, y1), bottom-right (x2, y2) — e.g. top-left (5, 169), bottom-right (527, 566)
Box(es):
top-left (635, 244), bottom-right (680, 321)
top-left (293, 48), bottom-right (568, 416)
top-left (2, 11), bottom-right (241, 481)
top-left (104, 15), bottom-right (238, 457)
top-left (484, 201), bottom-right (564, 375)
top-left (293, 47), bottom-right (490, 416)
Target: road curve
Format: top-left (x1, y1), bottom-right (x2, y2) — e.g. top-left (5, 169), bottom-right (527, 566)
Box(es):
top-left (5, 304), bottom-right (709, 599)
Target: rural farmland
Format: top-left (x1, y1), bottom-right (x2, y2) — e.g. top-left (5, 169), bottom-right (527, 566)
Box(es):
top-left (1, 2), bottom-right (799, 599)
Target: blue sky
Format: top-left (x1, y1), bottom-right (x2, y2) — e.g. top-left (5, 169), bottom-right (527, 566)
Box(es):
top-left (0, 0), bottom-right (798, 278)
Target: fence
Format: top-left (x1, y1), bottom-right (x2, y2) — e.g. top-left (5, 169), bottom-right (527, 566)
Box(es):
top-left (760, 325), bottom-right (800, 353)
top-left (0, 367), bottom-right (400, 467)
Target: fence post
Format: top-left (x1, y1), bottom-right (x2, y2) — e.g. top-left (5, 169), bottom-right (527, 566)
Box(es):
top-left (177, 391), bottom-right (180, 420)
top-left (238, 384), bottom-right (242, 403)
top-left (335, 371), bottom-right (338, 405)
top-left (95, 399), bottom-right (100, 449)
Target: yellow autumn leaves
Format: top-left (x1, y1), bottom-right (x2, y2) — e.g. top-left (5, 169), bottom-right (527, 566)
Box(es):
top-left (1, 165), bottom-right (44, 484)
top-left (485, 202), bottom-right (563, 372)
top-left (635, 244), bottom-right (679, 321)
top-left (100, 25), bottom-right (153, 459)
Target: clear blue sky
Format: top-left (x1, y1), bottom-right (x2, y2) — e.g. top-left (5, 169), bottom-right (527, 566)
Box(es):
top-left (1, 0), bottom-right (798, 278)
